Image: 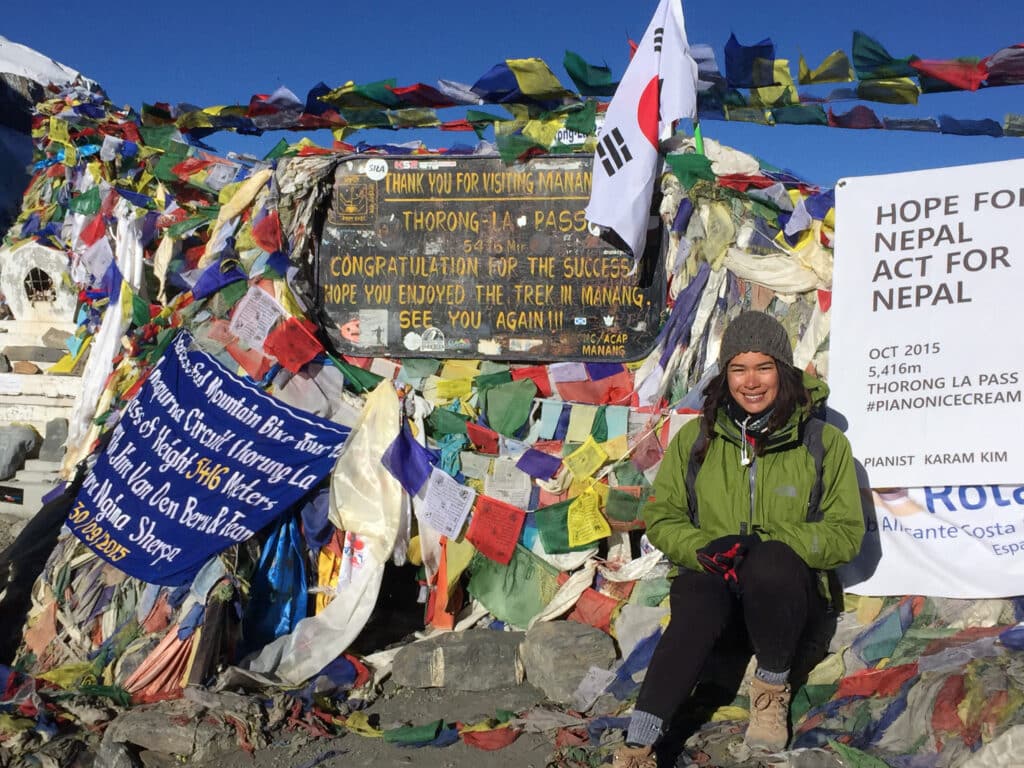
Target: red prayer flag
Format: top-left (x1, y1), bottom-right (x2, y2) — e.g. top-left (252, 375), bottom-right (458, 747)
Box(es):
top-left (835, 662), bottom-right (919, 698)
top-left (554, 369), bottom-right (634, 405)
top-left (511, 365), bottom-right (553, 397)
top-left (466, 422), bottom-right (500, 454)
top-left (462, 728), bottom-right (521, 750)
top-left (80, 214), bottom-right (106, 247)
top-left (827, 105), bottom-right (883, 130)
top-left (910, 58), bottom-right (986, 91)
top-left (263, 316), bottom-right (324, 373)
top-left (252, 210), bottom-right (283, 253)
top-left (465, 495), bottom-right (526, 565)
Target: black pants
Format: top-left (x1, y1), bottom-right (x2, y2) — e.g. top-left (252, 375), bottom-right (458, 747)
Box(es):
top-left (636, 540), bottom-right (829, 724)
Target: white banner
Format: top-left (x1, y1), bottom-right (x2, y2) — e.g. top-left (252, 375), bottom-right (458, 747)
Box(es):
top-left (843, 486), bottom-right (1024, 598)
top-left (831, 158), bottom-right (1024, 487)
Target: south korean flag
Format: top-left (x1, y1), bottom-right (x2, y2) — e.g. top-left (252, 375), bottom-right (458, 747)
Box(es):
top-left (585, 0), bottom-right (699, 260)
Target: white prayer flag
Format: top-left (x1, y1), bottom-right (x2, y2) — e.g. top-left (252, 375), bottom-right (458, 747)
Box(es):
top-left (585, 0), bottom-right (699, 259)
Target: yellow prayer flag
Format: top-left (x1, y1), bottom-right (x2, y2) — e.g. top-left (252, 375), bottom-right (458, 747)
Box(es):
top-left (86, 161), bottom-right (103, 185)
top-left (36, 662), bottom-right (93, 688)
top-left (62, 144), bottom-right (78, 167)
top-left (48, 117), bottom-right (70, 145)
top-left (460, 718), bottom-right (508, 733)
top-left (798, 50), bottom-right (854, 85)
top-left (441, 359), bottom-right (480, 379)
top-left (276, 282), bottom-right (305, 317)
top-left (445, 537), bottom-right (477, 589)
top-left (522, 116), bottom-right (565, 148)
top-left (711, 705), bottom-right (751, 723)
top-left (567, 489), bottom-right (612, 547)
top-left (564, 436), bottom-right (609, 479)
top-left (749, 60), bottom-right (798, 108)
top-left (600, 435), bottom-right (629, 461)
top-left (342, 710), bottom-right (383, 737)
top-left (507, 57), bottom-right (571, 99)
top-left (135, 171), bottom-right (155, 193)
top-left (436, 377), bottom-right (473, 401)
top-left (46, 335), bottom-right (93, 375)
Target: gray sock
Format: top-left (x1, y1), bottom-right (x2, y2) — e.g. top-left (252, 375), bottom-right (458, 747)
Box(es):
top-left (754, 666), bottom-right (790, 686)
top-left (626, 709), bottom-right (663, 747)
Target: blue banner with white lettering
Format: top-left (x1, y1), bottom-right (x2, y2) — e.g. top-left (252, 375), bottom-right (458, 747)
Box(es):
top-left (69, 331), bottom-right (351, 585)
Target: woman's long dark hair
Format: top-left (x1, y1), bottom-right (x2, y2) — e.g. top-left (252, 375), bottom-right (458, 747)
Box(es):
top-left (697, 358), bottom-right (810, 459)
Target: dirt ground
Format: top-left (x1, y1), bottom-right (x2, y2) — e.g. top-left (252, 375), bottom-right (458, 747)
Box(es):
top-left (0, 513), bottom-right (582, 768)
top-left (210, 684), bottom-right (560, 768)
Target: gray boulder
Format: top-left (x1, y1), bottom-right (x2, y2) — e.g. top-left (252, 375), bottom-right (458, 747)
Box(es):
top-left (0, 424), bottom-right (41, 479)
top-left (521, 621), bottom-right (617, 704)
top-left (391, 629), bottom-right (525, 691)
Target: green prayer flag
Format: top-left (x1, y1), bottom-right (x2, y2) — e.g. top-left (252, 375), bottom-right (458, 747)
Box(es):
top-left (852, 31), bottom-right (917, 80)
top-left (131, 294), bottom-right (150, 327)
top-left (665, 153), bottom-right (716, 188)
top-left (216, 279), bottom-right (248, 308)
top-left (339, 109), bottom-right (391, 129)
top-left (629, 577), bottom-right (670, 607)
top-left (263, 138), bottom-right (289, 160)
top-left (771, 105), bottom-right (829, 127)
top-left (474, 370), bottom-right (513, 392)
top-left (467, 546), bottom-right (559, 628)
top-left (401, 358), bottom-right (441, 381)
top-left (614, 462), bottom-right (649, 488)
top-left (152, 141), bottom-right (192, 182)
top-left (427, 407), bottom-right (469, 436)
top-left (328, 356), bottom-right (383, 394)
top-left (383, 720), bottom-right (444, 745)
top-left (535, 499), bottom-right (596, 555)
top-left (484, 378), bottom-right (537, 437)
top-left (496, 132), bottom-right (546, 164)
top-left (563, 99), bottom-right (597, 137)
top-left (791, 683), bottom-right (838, 722)
top-left (827, 741), bottom-right (892, 768)
top-left (145, 328), bottom-right (179, 365)
top-left (590, 405), bottom-right (608, 443)
top-left (563, 51), bottom-right (617, 97)
top-left (67, 185), bottom-right (101, 216)
top-left (605, 488), bottom-right (642, 523)
top-left (138, 125), bottom-right (179, 151)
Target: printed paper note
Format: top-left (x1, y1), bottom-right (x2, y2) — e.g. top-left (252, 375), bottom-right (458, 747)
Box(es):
top-left (484, 457), bottom-right (534, 509)
top-left (229, 285), bottom-right (286, 348)
top-left (421, 467), bottom-right (476, 539)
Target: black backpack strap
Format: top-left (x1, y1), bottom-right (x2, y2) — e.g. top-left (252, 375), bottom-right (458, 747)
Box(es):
top-left (685, 424), bottom-right (707, 527)
top-left (802, 417), bottom-right (826, 523)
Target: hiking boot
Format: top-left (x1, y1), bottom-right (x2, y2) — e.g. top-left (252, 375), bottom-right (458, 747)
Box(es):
top-left (744, 677), bottom-right (791, 752)
top-left (611, 743), bottom-right (657, 768)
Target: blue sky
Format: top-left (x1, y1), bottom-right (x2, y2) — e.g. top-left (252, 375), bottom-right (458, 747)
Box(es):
top-left (4, 0), bottom-right (1022, 187)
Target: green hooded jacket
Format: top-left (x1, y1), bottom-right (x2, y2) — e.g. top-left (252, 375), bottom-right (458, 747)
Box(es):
top-left (642, 374), bottom-right (865, 577)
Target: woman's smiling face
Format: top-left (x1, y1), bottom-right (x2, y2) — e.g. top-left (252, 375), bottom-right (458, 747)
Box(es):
top-left (726, 351), bottom-right (779, 415)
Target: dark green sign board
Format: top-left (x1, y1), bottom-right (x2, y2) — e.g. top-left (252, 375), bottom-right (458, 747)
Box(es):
top-left (317, 155), bottom-right (665, 361)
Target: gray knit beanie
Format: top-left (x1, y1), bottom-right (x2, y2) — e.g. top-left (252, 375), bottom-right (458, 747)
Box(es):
top-left (718, 311), bottom-right (794, 370)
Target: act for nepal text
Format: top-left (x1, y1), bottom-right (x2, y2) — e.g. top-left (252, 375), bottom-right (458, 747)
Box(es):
top-left (869, 189), bottom-right (1020, 311)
